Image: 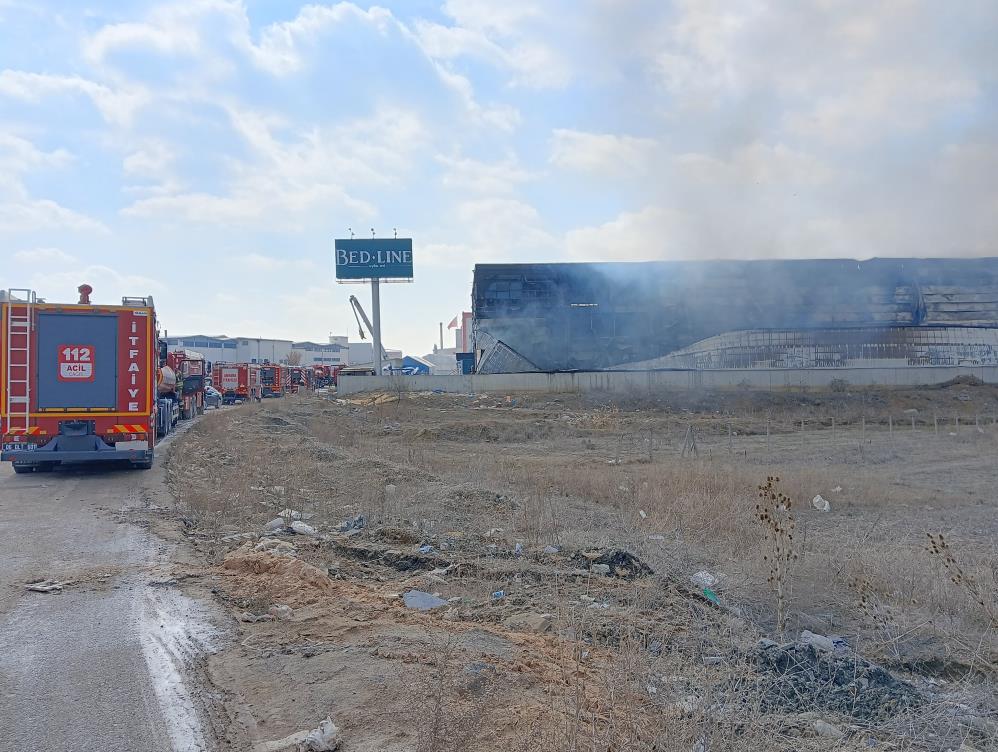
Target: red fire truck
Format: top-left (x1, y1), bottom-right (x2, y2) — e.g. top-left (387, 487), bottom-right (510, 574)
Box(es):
top-left (312, 364), bottom-right (332, 388)
top-left (1, 287), bottom-right (157, 472)
top-left (288, 366), bottom-right (311, 394)
top-left (212, 362), bottom-right (261, 404)
top-left (259, 364), bottom-right (286, 398)
top-left (162, 349), bottom-right (206, 419)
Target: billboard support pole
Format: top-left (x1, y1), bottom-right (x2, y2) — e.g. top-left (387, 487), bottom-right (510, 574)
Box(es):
top-left (371, 278), bottom-right (382, 376)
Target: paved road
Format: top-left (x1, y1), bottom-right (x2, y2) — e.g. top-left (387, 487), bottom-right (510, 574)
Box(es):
top-left (0, 455), bottom-right (212, 752)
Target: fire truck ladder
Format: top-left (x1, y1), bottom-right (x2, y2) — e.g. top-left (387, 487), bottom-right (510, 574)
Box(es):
top-left (4, 288), bottom-right (36, 433)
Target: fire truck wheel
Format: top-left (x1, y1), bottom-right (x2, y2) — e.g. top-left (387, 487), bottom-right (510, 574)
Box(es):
top-left (134, 458), bottom-right (153, 470)
top-left (12, 464), bottom-right (34, 474)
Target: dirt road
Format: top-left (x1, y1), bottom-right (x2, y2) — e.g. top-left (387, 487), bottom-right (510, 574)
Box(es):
top-left (0, 454), bottom-right (217, 752)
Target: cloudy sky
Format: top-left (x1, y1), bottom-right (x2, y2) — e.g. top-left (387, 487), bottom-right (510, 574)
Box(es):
top-left (2, 1), bottom-right (996, 354)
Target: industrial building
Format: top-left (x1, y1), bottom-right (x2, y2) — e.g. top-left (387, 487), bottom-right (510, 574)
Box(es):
top-left (162, 335), bottom-right (349, 367)
top-left (471, 258), bottom-right (998, 373)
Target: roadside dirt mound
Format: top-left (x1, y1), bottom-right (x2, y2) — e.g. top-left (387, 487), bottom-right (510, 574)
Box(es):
top-left (222, 545), bottom-right (337, 598)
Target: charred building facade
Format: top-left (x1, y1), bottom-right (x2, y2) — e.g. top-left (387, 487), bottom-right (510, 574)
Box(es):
top-left (471, 259), bottom-right (998, 373)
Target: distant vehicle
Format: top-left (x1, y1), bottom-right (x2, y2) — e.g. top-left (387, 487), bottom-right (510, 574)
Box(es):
top-left (204, 385), bottom-right (222, 409)
top-left (161, 349), bottom-right (206, 419)
top-left (260, 364), bottom-right (286, 398)
top-left (212, 362), bottom-right (262, 404)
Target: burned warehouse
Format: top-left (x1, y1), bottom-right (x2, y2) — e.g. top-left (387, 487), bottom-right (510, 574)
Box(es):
top-left (471, 258), bottom-right (998, 373)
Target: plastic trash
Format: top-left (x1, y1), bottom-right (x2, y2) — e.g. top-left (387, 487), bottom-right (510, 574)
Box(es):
top-left (491, 590), bottom-right (506, 601)
top-left (691, 570), bottom-right (719, 589)
top-left (702, 588), bottom-right (721, 606)
top-left (812, 495), bottom-right (831, 512)
top-left (403, 590), bottom-right (448, 611)
top-left (303, 716), bottom-right (341, 751)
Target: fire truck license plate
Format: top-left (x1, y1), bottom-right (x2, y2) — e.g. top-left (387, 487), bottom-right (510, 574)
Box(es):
top-left (58, 344), bottom-right (95, 381)
top-left (3, 443), bottom-right (35, 452)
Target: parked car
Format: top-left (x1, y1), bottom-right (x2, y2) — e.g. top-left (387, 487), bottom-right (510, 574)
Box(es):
top-left (204, 385), bottom-right (222, 409)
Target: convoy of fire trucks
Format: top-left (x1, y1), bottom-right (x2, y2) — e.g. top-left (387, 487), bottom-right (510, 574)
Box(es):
top-left (1, 286), bottom-right (321, 474)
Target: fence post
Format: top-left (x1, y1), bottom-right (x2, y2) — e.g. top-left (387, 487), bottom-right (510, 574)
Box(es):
top-left (889, 415), bottom-right (893, 439)
top-left (766, 417), bottom-right (771, 453)
top-left (934, 413), bottom-right (938, 436)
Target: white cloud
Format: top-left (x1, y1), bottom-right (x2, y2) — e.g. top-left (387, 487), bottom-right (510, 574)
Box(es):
top-left (122, 103), bottom-right (431, 226)
top-left (242, 3), bottom-right (396, 75)
top-left (456, 197), bottom-right (556, 260)
top-left (550, 129), bottom-right (659, 176)
top-left (438, 154), bottom-right (534, 194)
top-left (0, 198), bottom-right (109, 234)
top-left (0, 133), bottom-right (72, 171)
top-left (12, 247), bottom-right (78, 265)
top-left (84, 18), bottom-right (201, 64)
top-left (0, 70), bottom-right (149, 126)
top-left (123, 142), bottom-right (175, 176)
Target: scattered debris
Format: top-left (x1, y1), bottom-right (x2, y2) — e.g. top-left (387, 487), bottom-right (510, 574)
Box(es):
top-left (701, 588), bottom-right (721, 606)
top-left (264, 517), bottom-right (286, 532)
top-left (490, 590), bottom-right (506, 601)
top-left (542, 545), bottom-right (560, 554)
top-left (691, 570), bottom-right (719, 589)
top-left (403, 590), bottom-right (448, 611)
top-left (675, 695), bottom-right (701, 716)
top-left (279, 508), bottom-right (303, 520)
top-left (269, 604), bottom-right (294, 620)
top-left (572, 549), bottom-right (652, 579)
top-left (799, 630), bottom-right (840, 654)
top-left (591, 563), bottom-right (611, 575)
top-left (302, 716), bottom-right (340, 751)
top-left (26, 579), bottom-right (63, 593)
top-left (338, 514), bottom-right (366, 532)
top-left (502, 612), bottom-right (553, 633)
top-left (755, 634), bottom-right (924, 720)
top-left (290, 521), bottom-right (318, 536)
top-left (812, 494), bottom-right (831, 512)
top-left (830, 486), bottom-right (842, 493)
top-left (813, 719), bottom-right (845, 738)
top-left (239, 611), bottom-right (275, 624)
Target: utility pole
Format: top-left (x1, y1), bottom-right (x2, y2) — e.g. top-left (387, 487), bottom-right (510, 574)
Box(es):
top-left (371, 279), bottom-right (382, 375)
top-left (439, 322), bottom-right (444, 351)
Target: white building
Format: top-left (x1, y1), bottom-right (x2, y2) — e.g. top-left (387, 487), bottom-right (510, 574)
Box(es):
top-left (346, 341), bottom-right (403, 366)
top-left (163, 335), bottom-right (349, 367)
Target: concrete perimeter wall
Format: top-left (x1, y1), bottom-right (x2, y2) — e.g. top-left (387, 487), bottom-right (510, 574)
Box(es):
top-left (337, 365), bottom-right (998, 396)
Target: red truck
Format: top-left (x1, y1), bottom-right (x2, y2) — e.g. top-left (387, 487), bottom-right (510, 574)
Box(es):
top-left (212, 362), bottom-right (261, 404)
top-left (162, 349), bottom-right (206, 419)
top-left (288, 366), bottom-right (311, 394)
top-left (312, 365), bottom-right (333, 388)
top-left (1, 287), bottom-right (157, 473)
top-left (259, 364), bottom-right (286, 398)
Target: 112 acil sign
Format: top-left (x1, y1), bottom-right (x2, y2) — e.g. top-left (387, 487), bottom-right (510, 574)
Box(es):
top-left (334, 238), bottom-right (413, 281)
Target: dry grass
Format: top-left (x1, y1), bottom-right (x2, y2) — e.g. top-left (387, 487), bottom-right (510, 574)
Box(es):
top-left (167, 388), bottom-right (998, 751)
